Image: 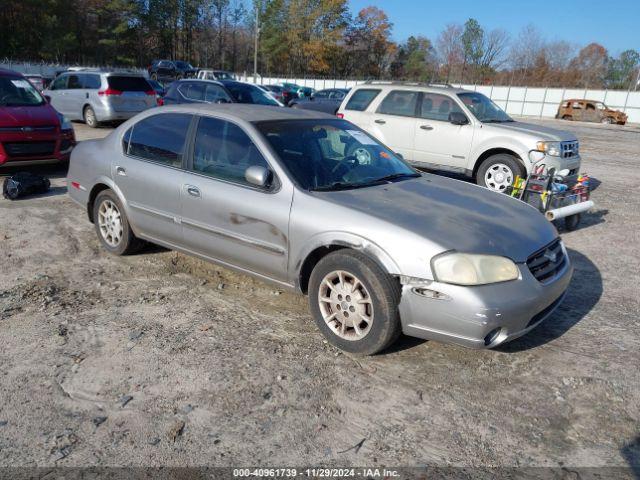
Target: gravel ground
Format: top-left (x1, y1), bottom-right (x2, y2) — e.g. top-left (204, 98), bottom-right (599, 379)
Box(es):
top-left (0, 118), bottom-right (638, 473)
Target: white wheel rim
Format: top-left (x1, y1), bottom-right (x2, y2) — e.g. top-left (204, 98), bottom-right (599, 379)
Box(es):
top-left (86, 109), bottom-right (95, 126)
top-left (98, 199), bottom-right (123, 247)
top-left (318, 270), bottom-right (373, 341)
top-left (484, 163), bottom-right (514, 192)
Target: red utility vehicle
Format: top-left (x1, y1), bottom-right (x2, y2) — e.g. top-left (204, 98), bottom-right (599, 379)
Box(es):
top-left (0, 68), bottom-right (75, 166)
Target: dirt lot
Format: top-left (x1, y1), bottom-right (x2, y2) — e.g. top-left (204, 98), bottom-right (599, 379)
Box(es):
top-left (0, 118), bottom-right (639, 473)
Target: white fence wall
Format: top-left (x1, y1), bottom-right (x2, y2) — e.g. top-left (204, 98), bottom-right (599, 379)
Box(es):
top-left (241, 75), bottom-right (640, 124)
top-left (0, 60), bottom-right (146, 78)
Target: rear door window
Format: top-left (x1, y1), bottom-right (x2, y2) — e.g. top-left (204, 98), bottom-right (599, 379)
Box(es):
top-left (345, 89), bottom-right (380, 111)
top-left (178, 82), bottom-right (205, 101)
top-left (107, 76), bottom-right (151, 92)
top-left (127, 113), bottom-right (192, 167)
top-left (377, 90), bottom-right (420, 117)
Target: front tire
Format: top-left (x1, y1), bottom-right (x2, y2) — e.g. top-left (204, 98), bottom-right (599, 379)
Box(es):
top-left (476, 154), bottom-right (525, 193)
top-left (601, 117), bottom-right (613, 124)
top-left (93, 190), bottom-right (141, 255)
top-left (84, 106), bottom-right (99, 128)
top-left (308, 250), bottom-right (401, 355)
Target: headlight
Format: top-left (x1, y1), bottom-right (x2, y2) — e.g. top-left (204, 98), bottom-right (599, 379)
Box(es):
top-left (432, 252), bottom-right (520, 286)
top-left (57, 112), bottom-right (73, 131)
top-left (536, 141), bottom-right (561, 157)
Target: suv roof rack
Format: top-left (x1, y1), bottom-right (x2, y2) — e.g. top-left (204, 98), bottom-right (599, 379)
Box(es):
top-left (362, 80), bottom-right (455, 88)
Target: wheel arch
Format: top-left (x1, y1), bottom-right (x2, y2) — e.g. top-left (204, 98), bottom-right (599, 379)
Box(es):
top-left (473, 148), bottom-right (524, 179)
top-left (87, 178), bottom-right (128, 224)
top-left (295, 236), bottom-right (400, 294)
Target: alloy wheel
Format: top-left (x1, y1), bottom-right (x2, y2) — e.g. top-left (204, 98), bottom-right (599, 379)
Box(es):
top-left (98, 199), bottom-right (123, 247)
top-left (484, 163), bottom-right (514, 192)
top-left (318, 270), bottom-right (374, 341)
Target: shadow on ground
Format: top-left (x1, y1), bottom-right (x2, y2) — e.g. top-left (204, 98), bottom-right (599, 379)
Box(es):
top-left (621, 436), bottom-right (640, 479)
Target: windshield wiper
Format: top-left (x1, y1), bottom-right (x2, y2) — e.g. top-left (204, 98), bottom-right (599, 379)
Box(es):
top-left (372, 172), bottom-right (421, 183)
top-left (311, 182), bottom-right (362, 192)
top-left (311, 172), bottom-right (420, 192)
top-left (483, 119), bottom-right (514, 123)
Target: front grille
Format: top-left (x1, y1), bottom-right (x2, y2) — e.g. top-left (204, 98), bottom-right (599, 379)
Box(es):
top-left (560, 141), bottom-right (579, 158)
top-left (527, 238), bottom-right (566, 283)
top-left (0, 125), bottom-right (57, 133)
top-left (3, 141), bottom-right (56, 157)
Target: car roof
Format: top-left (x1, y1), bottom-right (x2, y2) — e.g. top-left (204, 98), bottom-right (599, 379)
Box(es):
top-left (158, 103), bottom-right (336, 122)
top-left (0, 68), bottom-right (23, 78)
top-left (174, 78), bottom-right (224, 87)
top-left (352, 81), bottom-right (467, 95)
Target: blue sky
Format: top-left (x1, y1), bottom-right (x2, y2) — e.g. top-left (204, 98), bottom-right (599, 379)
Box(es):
top-left (348, 0), bottom-right (640, 55)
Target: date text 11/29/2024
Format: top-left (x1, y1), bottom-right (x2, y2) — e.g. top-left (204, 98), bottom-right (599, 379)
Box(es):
top-left (232, 468), bottom-right (400, 478)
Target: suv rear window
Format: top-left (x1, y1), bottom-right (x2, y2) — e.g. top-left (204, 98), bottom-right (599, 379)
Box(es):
top-left (107, 76), bottom-right (151, 92)
top-left (345, 89), bottom-right (380, 111)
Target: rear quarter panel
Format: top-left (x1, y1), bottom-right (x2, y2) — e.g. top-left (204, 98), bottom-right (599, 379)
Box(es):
top-left (67, 135), bottom-right (117, 213)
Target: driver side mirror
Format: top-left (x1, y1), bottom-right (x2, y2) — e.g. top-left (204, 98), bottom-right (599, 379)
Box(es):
top-left (449, 111), bottom-right (469, 125)
top-left (245, 165), bottom-right (272, 188)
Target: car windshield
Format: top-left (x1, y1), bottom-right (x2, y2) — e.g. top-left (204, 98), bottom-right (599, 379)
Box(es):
top-left (0, 77), bottom-right (45, 107)
top-left (596, 102), bottom-right (608, 110)
top-left (256, 119), bottom-right (420, 191)
top-left (175, 61), bottom-right (193, 69)
top-left (458, 92), bottom-right (513, 123)
top-left (224, 83), bottom-right (280, 106)
top-left (214, 71), bottom-right (234, 80)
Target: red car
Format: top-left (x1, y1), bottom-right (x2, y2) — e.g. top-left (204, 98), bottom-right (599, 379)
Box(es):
top-left (0, 68), bottom-right (75, 167)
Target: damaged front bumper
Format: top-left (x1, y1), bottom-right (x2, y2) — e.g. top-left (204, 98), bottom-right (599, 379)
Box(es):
top-left (398, 258), bottom-right (573, 349)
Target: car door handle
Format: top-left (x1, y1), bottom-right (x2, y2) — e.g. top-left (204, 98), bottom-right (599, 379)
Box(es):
top-left (420, 125), bottom-right (434, 130)
top-left (374, 119), bottom-right (386, 125)
top-left (115, 166), bottom-right (126, 176)
top-left (185, 185), bottom-right (201, 198)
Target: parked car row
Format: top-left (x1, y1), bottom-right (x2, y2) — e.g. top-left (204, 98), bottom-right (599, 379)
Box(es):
top-left (2, 64), bottom-right (584, 357)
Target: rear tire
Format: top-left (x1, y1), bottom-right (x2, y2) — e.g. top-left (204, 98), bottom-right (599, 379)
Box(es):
top-left (84, 106), bottom-right (99, 128)
top-left (476, 154), bottom-right (525, 193)
top-left (93, 190), bottom-right (142, 255)
top-left (308, 250), bottom-right (402, 355)
top-left (562, 115), bottom-right (572, 121)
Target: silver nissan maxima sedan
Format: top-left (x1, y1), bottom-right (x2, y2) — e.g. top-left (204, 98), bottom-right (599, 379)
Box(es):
top-left (67, 104), bottom-right (572, 355)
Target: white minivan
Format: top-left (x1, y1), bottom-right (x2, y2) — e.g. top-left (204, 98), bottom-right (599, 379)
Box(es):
top-left (338, 82), bottom-right (581, 192)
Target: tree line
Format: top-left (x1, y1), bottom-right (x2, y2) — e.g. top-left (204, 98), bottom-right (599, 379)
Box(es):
top-left (1, 0), bottom-right (638, 90)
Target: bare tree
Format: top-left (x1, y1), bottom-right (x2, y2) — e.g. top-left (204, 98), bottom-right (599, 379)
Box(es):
top-left (436, 23), bottom-right (463, 82)
top-left (509, 24), bottom-right (545, 84)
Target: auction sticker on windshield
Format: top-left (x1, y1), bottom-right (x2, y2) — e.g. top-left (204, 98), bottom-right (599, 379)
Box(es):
top-left (346, 130), bottom-right (377, 145)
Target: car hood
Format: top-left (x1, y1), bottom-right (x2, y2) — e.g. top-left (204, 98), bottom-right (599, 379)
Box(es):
top-left (606, 108), bottom-right (626, 117)
top-left (0, 103), bottom-right (60, 128)
top-left (492, 121), bottom-right (577, 142)
top-left (316, 175), bottom-right (558, 263)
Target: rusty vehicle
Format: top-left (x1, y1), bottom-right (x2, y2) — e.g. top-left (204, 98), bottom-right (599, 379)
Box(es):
top-left (556, 99), bottom-right (627, 125)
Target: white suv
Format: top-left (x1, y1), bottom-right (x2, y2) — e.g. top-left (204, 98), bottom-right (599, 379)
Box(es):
top-left (338, 82), bottom-right (581, 191)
